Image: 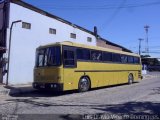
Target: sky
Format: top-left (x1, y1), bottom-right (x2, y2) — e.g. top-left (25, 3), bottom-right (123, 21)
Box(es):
top-left (24, 0), bottom-right (160, 58)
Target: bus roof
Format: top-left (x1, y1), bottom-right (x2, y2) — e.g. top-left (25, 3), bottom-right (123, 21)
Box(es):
top-left (38, 41), bottom-right (140, 57)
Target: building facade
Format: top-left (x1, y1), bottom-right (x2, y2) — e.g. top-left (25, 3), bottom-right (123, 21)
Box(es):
top-left (0, 0), bottom-right (131, 84)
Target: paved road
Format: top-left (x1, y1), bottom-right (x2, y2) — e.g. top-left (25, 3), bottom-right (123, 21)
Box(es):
top-left (0, 72), bottom-right (160, 119)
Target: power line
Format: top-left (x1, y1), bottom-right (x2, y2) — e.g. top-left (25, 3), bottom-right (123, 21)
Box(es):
top-left (131, 46), bottom-right (160, 48)
top-left (99, 0), bottom-right (127, 32)
top-left (149, 46), bottom-right (160, 48)
top-left (143, 52), bottom-right (160, 53)
top-left (38, 1), bottom-right (160, 10)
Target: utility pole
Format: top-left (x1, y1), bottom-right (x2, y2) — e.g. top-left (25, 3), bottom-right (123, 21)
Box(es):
top-left (144, 25), bottom-right (150, 55)
top-left (138, 38), bottom-right (143, 55)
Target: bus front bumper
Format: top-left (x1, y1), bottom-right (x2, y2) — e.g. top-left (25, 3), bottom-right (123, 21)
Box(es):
top-left (32, 82), bottom-right (63, 91)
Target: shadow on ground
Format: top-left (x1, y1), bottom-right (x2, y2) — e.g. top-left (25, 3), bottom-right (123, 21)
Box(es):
top-left (9, 82), bottom-right (139, 98)
top-left (93, 102), bottom-right (160, 115)
top-left (10, 89), bottom-right (78, 97)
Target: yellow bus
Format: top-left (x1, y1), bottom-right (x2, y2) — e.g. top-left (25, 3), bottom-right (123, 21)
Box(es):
top-left (33, 41), bottom-right (142, 92)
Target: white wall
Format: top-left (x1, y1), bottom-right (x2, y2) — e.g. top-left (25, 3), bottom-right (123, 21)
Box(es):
top-left (5, 3), bottom-right (96, 84)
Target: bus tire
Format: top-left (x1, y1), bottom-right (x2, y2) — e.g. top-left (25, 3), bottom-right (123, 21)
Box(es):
top-left (128, 74), bottom-right (134, 85)
top-left (78, 76), bottom-right (90, 92)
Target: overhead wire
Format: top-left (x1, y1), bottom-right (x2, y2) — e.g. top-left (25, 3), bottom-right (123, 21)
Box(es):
top-left (98, 0), bottom-right (127, 32)
top-left (36, 1), bottom-right (160, 10)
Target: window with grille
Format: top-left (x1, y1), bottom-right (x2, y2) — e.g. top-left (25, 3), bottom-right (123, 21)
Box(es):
top-left (87, 37), bottom-right (92, 42)
top-left (22, 22), bottom-right (31, 29)
top-left (49, 28), bottom-right (56, 34)
top-left (70, 33), bottom-right (76, 39)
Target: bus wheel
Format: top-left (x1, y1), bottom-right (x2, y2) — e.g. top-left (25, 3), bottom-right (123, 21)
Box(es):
top-left (78, 77), bottom-right (90, 92)
top-left (128, 74), bottom-right (133, 85)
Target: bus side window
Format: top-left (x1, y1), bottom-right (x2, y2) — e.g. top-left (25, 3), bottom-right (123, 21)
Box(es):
top-left (63, 46), bottom-right (76, 68)
top-left (103, 52), bottom-right (112, 62)
top-left (121, 55), bottom-right (128, 63)
top-left (128, 56), bottom-right (134, 64)
top-left (134, 57), bottom-right (140, 64)
top-left (77, 48), bottom-right (90, 60)
top-left (112, 53), bottom-right (121, 63)
top-left (91, 50), bottom-right (102, 61)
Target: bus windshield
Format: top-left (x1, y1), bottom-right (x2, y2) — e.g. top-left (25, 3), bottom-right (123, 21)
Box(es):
top-left (36, 46), bottom-right (61, 67)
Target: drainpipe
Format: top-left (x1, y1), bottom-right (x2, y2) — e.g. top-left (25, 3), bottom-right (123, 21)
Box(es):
top-left (6, 20), bottom-right (22, 85)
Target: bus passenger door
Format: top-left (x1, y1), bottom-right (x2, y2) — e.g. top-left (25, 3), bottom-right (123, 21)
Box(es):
top-left (63, 46), bottom-right (77, 91)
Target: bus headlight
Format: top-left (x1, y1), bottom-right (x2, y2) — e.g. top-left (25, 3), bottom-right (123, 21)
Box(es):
top-left (50, 84), bottom-right (57, 88)
top-left (51, 84), bottom-right (54, 88)
top-left (54, 84), bottom-right (57, 88)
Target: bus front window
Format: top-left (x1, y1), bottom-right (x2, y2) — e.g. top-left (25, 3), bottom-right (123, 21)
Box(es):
top-left (36, 46), bottom-right (61, 67)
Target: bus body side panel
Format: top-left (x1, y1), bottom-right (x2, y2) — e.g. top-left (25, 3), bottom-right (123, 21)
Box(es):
top-left (75, 62), bottom-right (114, 88)
top-left (76, 62), bottom-right (99, 88)
top-left (63, 62), bottom-right (101, 91)
top-left (63, 68), bottom-right (76, 91)
top-left (74, 62), bottom-right (142, 89)
top-left (62, 63), bottom-right (142, 91)
top-left (88, 72), bottom-right (101, 88)
top-left (116, 64), bottom-right (129, 84)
